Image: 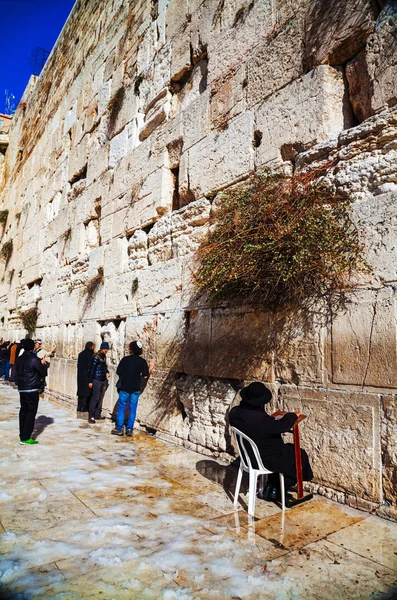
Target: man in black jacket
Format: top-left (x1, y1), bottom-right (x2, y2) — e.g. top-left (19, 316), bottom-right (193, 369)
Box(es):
top-left (15, 338), bottom-right (48, 445)
top-left (76, 341), bottom-right (95, 416)
top-left (111, 341), bottom-right (153, 437)
top-left (229, 381), bottom-right (313, 500)
top-left (88, 342), bottom-right (110, 423)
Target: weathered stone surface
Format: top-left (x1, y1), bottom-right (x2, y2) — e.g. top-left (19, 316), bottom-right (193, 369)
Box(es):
top-left (303, 0), bottom-right (377, 70)
top-left (332, 289), bottom-right (397, 389)
top-left (296, 105), bottom-right (397, 199)
top-left (281, 387), bottom-right (382, 502)
top-left (381, 396), bottom-right (397, 506)
top-left (246, 14), bottom-right (304, 108)
top-left (346, 11), bottom-right (397, 122)
top-left (255, 65), bottom-right (353, 166)
top-left (188, 111), bottom-right (255, 197)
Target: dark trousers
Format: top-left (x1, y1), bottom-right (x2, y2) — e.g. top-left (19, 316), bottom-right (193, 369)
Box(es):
top-left (77, 396), bottom-right (90, 411)
top-left (268, 445), bottom-right (313, 489)
top-left (89, 379), bottom-right (107, 419)
top-left (19, 391), bottom-right (40, 441)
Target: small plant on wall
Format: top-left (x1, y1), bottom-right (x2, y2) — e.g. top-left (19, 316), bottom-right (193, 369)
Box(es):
top-left (82, 267), bottom-right (104, 299)
top-left (195, 168), bottom-right (369, 312)
top-left (0, 210), bottom-right (9, 226)
top-left (21, 306), bottom-right (39, 336)
top-left (0, 240), bottom-right (13, 268)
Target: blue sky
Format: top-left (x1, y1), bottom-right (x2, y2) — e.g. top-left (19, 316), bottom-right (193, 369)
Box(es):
top-left (0, 0), bottom-right (76, 113)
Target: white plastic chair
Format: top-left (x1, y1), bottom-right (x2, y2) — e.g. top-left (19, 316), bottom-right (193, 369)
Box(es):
top-left (231, 426), bottom-right (286, 516)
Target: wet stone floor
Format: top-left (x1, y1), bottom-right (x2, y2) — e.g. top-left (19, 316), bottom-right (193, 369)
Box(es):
top-left (0, 384), bottom-right (397, 600)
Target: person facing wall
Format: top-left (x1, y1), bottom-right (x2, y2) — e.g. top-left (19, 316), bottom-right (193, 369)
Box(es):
top-left (229, 382), bottom-right (313, 502)
top-left (88, 342), bottom-right (110, 423)
top-left (111, 341), bottom-right (154, 437)
top-left (76, 341), bottom-right (95, 416)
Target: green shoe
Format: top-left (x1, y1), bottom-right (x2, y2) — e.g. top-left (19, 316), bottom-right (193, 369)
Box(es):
top-left (20, 439), bottom-right (39, 445)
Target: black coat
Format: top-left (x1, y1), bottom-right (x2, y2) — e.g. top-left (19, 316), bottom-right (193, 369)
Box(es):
top-left (77, 347), bottom-right (94, 397)
top-left (15, 351), bottom-right (48, 391)
top-left (229, 401), bottom-right (300, 477)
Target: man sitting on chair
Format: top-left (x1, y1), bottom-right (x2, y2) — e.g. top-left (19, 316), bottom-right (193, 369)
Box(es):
top-left (229, 382), bottom-right (313, 501)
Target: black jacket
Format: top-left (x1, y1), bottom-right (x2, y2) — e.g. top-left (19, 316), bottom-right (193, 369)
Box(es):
top-left (15, 351), bottom-right (48, 391)
top-left (89, 352), bottom-right (109, 382)
top-left (229, 401), bottom-right (298, 473)
top-left (116, 355), bottom-right (149, 393)
top-left (77, 346), bottom-right (94, 396)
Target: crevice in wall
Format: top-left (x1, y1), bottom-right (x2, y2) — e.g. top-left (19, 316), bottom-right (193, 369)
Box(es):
top-left (171, 165), bottom-right (180, 211)
top-left (69, 163), bottom-right (87, 186)
top-left (27, 277), bottom-right (43, 290)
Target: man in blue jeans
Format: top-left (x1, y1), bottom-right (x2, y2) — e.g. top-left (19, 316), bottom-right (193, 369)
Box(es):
top-left (111, 341), bottom-right (153, 437)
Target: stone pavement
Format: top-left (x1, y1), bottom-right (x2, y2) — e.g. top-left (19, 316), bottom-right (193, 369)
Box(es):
top-left (0, 383), bottom-right (396, 600)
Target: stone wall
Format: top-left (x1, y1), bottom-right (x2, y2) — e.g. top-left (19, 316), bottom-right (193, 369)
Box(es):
top-left (1, 0), bottom-right (397, 519)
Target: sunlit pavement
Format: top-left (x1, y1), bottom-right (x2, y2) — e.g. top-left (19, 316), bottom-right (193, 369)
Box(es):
top-left (0, 382), bottom-right (396, 600)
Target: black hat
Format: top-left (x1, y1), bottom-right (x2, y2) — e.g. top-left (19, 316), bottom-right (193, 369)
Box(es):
top-left (23, 338), bottom-right (35, 351)
top-left (240, 382), bottom-right (272, 406)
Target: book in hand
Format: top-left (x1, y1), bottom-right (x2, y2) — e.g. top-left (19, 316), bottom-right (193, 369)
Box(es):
top-left (271, 410), bottom-right (307, 425)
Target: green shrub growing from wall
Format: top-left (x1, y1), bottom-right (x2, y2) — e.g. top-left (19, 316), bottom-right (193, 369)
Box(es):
top-left (195, 169), bottom-right (369, 311)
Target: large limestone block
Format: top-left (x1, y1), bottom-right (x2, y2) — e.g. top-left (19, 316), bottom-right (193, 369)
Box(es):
top-left (280, 387), bottom-right (382, 502)
top-left (173, 374), bottom-right (237, 452)
top-left (154, 310), bottom-right (185, 371)
top-left (188, 111), bottom-right (255, 197)
top-left (136, 370), bottom-right (184, 436)
top-left (206, 0), bottom-right (275, 86)
top-left (135, 258), bottom-right (183, 313)
top-left (123, 166), bottom-right (174, 232)
top-left (381, 396), bottom-right (397, 506)
top-left (103, 272), bottom-right (138, 319)
top-left (103, 237), bottom-right (129, 277)
top-left (125, 314), bottom-right (157, 357)
top-left (128, 229), bottom-right (149, 270)
top-left (303, 0), bottom-right (377, 70)
top-left (87, 144), bottom-right (109, 185)
top-left (255, 65), bottom-right (351, 166)
top-left (148, 214), bottom-right (173, 264)
top-left (210, 67), bottom-right (246, 129)
top-left (182, 90), bottom-right (210, 151)
top-left (332, 289), bottom-right (397, 388)
top-left (182, 308), bottom-right (211, 375)
top-left (346, 12), bottom-right (397, 122)
top-left (209, 308), bottom-right (273, 380)
top-left (296, 105), bottom-right (397, 199)
top-left (109, 127), bottom-right (128, 168)
top-left (171, 197), bottom-right (210, 258)
top-left (246, 14), bottom-right (304, 107)
top-left (353, 191), bottom-right (397, 283)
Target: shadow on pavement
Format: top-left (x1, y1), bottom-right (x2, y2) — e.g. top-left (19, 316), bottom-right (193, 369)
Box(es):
top-left (33, 415), bottom-right (55, 439)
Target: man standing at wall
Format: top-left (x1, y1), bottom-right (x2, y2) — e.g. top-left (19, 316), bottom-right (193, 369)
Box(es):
top-left (111, 341), bottom-right (153, 437)
top-left (15, 338), bottom-right (48, 445)
top-left (76, 341), bottom-right (95, 416)
top-left (88, 342), bottom-right (110, 423)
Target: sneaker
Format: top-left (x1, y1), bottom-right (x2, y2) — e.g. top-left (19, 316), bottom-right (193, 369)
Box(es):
top-left (88, 418), bottom-right (96, 424)
top-left (20, 439), bottom-right (39, 445)
top-left (97, 415), bottom-right (107, 420)
top-left (111, 428), bottom-right (124, 436)
top-left (126, 429), bottom-right (133, 437)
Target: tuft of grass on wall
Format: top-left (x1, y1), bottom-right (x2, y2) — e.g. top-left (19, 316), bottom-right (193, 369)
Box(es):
top-left (0, 210), bottom-right (9, 225)
top-left (195, 168), bottom-right (370, 312)
top-left (21, 306), bottom-right (39, 336)
top-left (82, 266), bottom-right (104, 299)
top-left (0, 240), bottom-right (13, 267)
top-left (107, 87), bottom-right (125, 136)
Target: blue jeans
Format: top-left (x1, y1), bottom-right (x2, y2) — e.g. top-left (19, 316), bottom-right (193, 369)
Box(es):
top-left (115, 390), bottom-right (140, 431)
